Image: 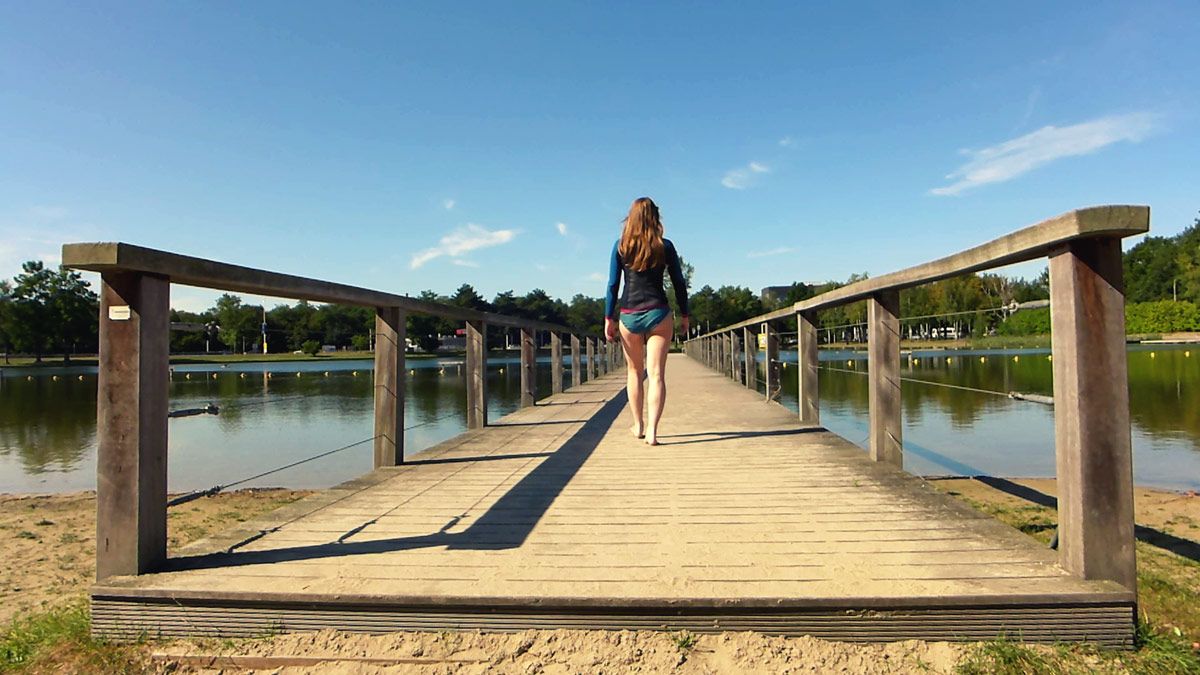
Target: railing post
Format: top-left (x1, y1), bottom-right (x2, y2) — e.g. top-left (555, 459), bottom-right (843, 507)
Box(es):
top-left (570, 334), bottom-right (582, 387)
top-left (798, 310), bottom-right (820, 425)
top-left (731, 332), bottom-right (742, 383)
top-left (1049, 238), bottom-right (1137, 590)
top-left (373, 307), bottom-right (406, 467)
top-left (96, 271), bottom-right (169, 579)
top-left (520, 326), bottom-right (536, 407)
top-left (587, 337), bottom-right (597, 380)
top-left (763, 323), bottom-right (779, 401)
top-left (744, 326), bottom-right (756, 390)
top-left (868, 292), bottom-right (902, 466)
top-left (465, 320), bottom-right (488, 429)
top-left (550, 331), bottom-right (563, 394)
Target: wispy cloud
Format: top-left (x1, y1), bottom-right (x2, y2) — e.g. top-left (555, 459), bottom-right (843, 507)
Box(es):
top-left (747, 246), bottom-right (795, 259)
top-left (778, 136), bottom-right (795, 148)
top-left (587, 272), bottom-right (606, 282)
top-left (931, 112), bottom-right (1160, 196)
top-left (410, 224), bottom-right (517, 269)
top-left (442, 198), bottom-right (456, 211)
top-left (555, 222), bottom-right (569, 236)
top-left (721, 161), bottom-right (770, 190)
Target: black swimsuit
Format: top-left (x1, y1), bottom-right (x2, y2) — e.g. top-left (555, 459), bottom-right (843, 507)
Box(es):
top-left (605, 239), bottom-right (689, 333)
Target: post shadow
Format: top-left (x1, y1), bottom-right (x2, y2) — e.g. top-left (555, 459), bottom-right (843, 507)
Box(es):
top-left (165, 391), bottom-right (628, 572)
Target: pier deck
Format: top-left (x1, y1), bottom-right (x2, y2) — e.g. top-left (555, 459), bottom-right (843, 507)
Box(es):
top-left (91, 355), bottom-right (1134, 645)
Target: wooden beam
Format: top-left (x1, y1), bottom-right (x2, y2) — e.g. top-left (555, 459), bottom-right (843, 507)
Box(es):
top-left (731, 332), bottom-right (742, 383)
top-left (1049, 238), bottom-right (1136, 591)
top-left (570, 335), bottom-right (582, 388)
top-left (96, 272), bottom-right (169, 579)
top-left (373, 307), bottom-right (405, 467)
top-left (692, 206), bottom-right (1149, 338)
top-left (763, 323), bottom-right (779, 401)
top-left (465, 321), bottom-right (487, 429)
top-left (62, 243), bottom-right (593, 334)
top-left (550, 332), bottom-right (563, 394)
top-left (744, 327), bottom-right (756, 390)
top-left (798, 311), bottom-right (819, 425)
top-left (586, 338), bottom-right (597, 381)
top-left (868, 291), bottom-right (902, 466)
top-left (520, 327), bottom-right (536, 407)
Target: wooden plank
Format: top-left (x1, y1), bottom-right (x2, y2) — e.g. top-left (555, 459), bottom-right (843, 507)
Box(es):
top-left (694, 206), bottom-right (1148, 338)
top-left (465, 321), bottom-right (487, 429)
top-left (96, 272), bottom-right (170, 579)
top-left (62, 242), bottom-right (596, 335)
top-left (373, 308), bottom-right (406, 467)
top-left (1049, 238), bottom-right (1137, 591)
top-left (798, 311), bottom-right (819, 424)
top-left (868, 292), bottom-right (902, 466)
top-left (520, 327), bottom-right (536, 408)
top-left (550, 332), bottom-right (563, 394)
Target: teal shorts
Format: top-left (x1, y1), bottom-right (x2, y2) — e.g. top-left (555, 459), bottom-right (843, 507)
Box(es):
top-left (619, 307), bottom-right (672, 335)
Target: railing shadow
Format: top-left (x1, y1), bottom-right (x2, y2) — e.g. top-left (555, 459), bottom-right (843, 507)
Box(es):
top-left (973, 475), bottom-right (1200, 563)
top-left (655, 427), bottom-right (824, 446)
top-left (164, 392), bottom-right (627, 572)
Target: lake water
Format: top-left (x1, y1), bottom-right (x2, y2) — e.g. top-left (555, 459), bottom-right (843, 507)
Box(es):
top-left (2, 346), bottom-right (1198, 493)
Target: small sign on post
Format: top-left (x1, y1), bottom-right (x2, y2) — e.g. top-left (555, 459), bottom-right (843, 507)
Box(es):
top-left (108, 305), bottom-right (132, 321)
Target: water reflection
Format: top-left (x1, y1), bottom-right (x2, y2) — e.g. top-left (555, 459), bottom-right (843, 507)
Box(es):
top-left (2, 347), bottom-right (1198, 493)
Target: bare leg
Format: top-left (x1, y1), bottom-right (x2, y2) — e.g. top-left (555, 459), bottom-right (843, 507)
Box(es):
top-left (618, 322), bottom-right (646, 438)
top-left (643, 314), bottom-right (673, 446)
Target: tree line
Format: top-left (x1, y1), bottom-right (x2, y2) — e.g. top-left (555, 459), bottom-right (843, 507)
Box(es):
top-left (1, 211), bottom-right (1195, 361)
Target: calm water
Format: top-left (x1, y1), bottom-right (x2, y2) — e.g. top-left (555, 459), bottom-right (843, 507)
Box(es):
top-left (1, 346), bottom-right (1198, 493)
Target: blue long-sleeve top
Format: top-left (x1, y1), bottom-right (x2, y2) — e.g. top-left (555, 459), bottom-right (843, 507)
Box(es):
top-left (605, 238), bottom-right (689, 319)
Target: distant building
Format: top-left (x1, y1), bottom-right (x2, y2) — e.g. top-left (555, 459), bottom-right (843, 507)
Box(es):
top-left (760, 286), bottom-right (793, 305)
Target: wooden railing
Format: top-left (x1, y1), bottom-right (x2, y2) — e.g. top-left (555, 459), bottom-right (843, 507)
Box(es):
top-left (685, 205), bottom-right (1149, 592)
top-left (61, 242), bottom-right (619, 580)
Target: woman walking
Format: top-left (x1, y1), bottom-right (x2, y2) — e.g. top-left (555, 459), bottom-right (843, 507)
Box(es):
top-left (604, 197), bottom-right (689, 446)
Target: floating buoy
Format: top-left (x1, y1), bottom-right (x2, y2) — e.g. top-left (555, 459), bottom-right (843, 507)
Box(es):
top-left (498, 368), bottom-right (504, 373)
top-left (52, 375), bottom-right (59, 381)
top-left (1150, 352), bottom-right (1156, 358)
top-left (946, 357), bottom-right (952, 363)
top-left (846, 360), bottom-right (853, 366)
top-left (979, 357), bottom-right (986, 363)
top-left (410, 369), bottom-right (415, 374)
top-left (1047, 355), bottom-right (1052, 361)
top-left (267, 372), bottom-right (273, 378)
top-left (1013, 356), bottom-right (1019, 362)
top-left (212, 373), bottom-right (218, 379)
top-left (185, 373), bottom-right (191, 379)
top-left (323, 371), bottom-right (329, 377)
top-left (296, 372), bottom-right (302, 377)
top-left (240, 373), bottom-right (246, 378)
top-left (26, 376), bottom-right (32, 381)
top-left (352, 371), bottom-right (358, 376)
top-left (78, 375), bottom-right (85, 381)
top-left (1186, 351), bottom-right (1191, 358)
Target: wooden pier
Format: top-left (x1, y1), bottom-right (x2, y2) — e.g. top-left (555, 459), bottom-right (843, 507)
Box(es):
top-left (91, 355), bottom-right (1133, 645)
top-left (65, 205), bottom-right (1149, 646)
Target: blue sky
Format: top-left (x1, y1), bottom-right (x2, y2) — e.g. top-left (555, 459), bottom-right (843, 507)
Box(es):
top-left (2, 1), bottom-right (1197, 311)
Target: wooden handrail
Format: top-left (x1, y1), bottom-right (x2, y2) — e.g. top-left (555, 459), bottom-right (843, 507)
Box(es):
top-left (61, 242), bottom-right (599, 336)
top-left (692, 205), bottom-right (1148, 338)
top-left (685, 204), bottom-right (1147, 596)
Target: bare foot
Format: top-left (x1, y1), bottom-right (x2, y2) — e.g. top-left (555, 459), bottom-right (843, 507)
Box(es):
top-left (645, 431), bottom-right (658, 446)
top-left (630, 424), bottom-right (645, 439)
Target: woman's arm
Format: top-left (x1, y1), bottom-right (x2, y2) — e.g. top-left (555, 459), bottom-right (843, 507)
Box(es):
top-left (665, 240), bottom-right (689, 319)
top-left (604, 241), bottom-right (621, 341)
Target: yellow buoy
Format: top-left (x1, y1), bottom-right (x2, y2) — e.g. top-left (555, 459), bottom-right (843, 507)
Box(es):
top-left (323, 371), bottom-right (329, 377)
top-left (26, 376), bottom-right (32, 381)
top-left (352, 371), bottom-right (358, 376)
top-left (267, 372), bottom-right (273, 378)
top-left (1013, 356), bottom-right (1019, 362)
top-left (979, 357), bottom-right (985, 363)
top-left (296, 372), bottom-right (302, 377)
top-left (185, 373), bottom-right (191, 379)
top-left (240, 373), bottom-right (246, 378)
top-left (212, 373), bottom-right (218, 379)
top-left (52, 375), bottom-right (59, 381)
top-left (78, 375), bottom-right (85, 381)
top-left (1150, 352), bottom-right (1156, 358)
top-left (1047, 355), bottom-right (1052, 361)
top-left (846, 360), bottom-right (853, 366)
top-left (1186, 351), bottom-right (1191, 358)
top-left (946, 357), bottom-right (951, 363)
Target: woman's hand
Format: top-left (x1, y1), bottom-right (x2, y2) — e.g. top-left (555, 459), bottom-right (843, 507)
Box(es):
top-left (605, 316), bottom-right (618, 343)
top-left (680, 315), bottom-right (690, 337)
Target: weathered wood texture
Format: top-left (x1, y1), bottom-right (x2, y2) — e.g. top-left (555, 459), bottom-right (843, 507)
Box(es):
top-left (1049, 239), bottom-right (1137, 591)
top-left (868, 292), bottom-right (902, 466)
top-left (373, 308), bottom-right (406, 467)
top-left (550, 333), bottom-right (563, 394)
top-left (520, 327), bottom-right (536, 408)
top-left (570, 335), bottom-right (582, 388)
top-left (798, 311), bottom-right (819, 424)
top-left (96, 272), bottom-right (170, 580)
top-left (763, 323), bottom-right (779, 401)
top-left (586, 338), bottom-right (597, 381)
top-left (91, 356), bottom-right (1133, 645)
top-left (743, 327), bottom-right (756, 391)
top-left (63, 242), bottom-right (597, 335)
top-left (465, 321), bottom-right (487, 429)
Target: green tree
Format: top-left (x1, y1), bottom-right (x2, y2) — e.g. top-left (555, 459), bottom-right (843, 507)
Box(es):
top-left (1176, 215), bottom-right (1200, 304)
top-left (213, 294), bottom-right (260, 353)
top-left (407, 290), bottom-right (446, 353)
top-left (7, 262), bottom-right (98, 362)
top-left (0, 280), bottom-right (12, 363)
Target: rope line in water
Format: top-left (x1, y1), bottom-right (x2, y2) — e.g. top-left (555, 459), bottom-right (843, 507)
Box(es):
top-left (818, 365), bottom-right (1045, 402)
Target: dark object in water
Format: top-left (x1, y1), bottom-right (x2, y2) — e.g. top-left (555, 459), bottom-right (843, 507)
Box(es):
top-left (168, 403), bottom-right (220, 418)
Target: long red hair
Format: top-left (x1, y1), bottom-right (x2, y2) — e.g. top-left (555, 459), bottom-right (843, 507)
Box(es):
top-left (618, 197), bottom-right (665, 272)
